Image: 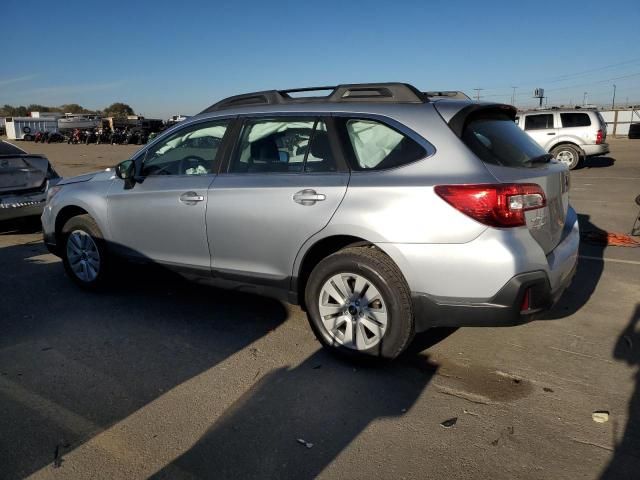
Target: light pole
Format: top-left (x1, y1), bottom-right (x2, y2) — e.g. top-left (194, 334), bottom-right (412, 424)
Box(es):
top-left (612, 84), bottom-right (617, 110)
top-left (511, 86), bottom-right (517, 105)
top-left (583, 92), bottom-right (588, 106)
top-left (473, 88), bottom-right (484, 101)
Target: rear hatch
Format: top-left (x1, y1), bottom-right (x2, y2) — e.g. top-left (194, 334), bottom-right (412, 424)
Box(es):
top-left (446, 105), bottom-right (569, 255)
top-left (0, 155), bottom-right (53, 194)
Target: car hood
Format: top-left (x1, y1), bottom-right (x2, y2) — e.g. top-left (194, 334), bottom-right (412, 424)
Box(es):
top-left (0, 155), bottom-right (53, 194)
top-left (57, 168), bottom-right (114, 186)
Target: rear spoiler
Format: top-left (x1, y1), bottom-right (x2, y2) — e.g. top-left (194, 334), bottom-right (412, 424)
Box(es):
top-left (447, 104), bottom-right (517, 138)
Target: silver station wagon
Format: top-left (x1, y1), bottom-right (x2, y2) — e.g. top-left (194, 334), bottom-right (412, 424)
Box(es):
top-left (42, 83), bottom-right (579, 359)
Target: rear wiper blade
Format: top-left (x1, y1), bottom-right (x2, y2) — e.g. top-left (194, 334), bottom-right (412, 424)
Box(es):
top-left (528, 153), bottom-right (553, 164)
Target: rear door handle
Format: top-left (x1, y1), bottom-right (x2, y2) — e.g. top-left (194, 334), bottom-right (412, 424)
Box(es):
top-left (547, 132), bottom-right (556, 135)
top-left (293, 189), bottom-right (326, 205)
top-left (180, 191), bottom-right (205, 205)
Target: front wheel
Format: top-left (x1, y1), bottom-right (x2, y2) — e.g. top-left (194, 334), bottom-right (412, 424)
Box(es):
top-left (61, 214), bottom-right (109, 290)
top-left (552, 144), bottom-right (581, 170)
top-left (305, 246), bottom-right (414, 359)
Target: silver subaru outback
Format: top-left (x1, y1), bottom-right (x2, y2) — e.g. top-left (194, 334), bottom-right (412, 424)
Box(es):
top-left (41, 83), bottom-right (579, 359)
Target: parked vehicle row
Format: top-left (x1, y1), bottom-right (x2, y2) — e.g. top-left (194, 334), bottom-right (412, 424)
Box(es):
top-left (63, 128), bottom-right (151, 145)
top-left (42, 83), bottom-right (579, 360)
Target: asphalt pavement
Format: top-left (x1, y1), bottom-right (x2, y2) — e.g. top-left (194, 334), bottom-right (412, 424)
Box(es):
top-left (1, 138), bottom-right (638, 479)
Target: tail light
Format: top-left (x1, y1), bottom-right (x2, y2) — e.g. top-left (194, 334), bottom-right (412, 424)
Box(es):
top-left (596, 129), bottom-right (603, 144)
top-left (434, 183), bottom-right (546, 228)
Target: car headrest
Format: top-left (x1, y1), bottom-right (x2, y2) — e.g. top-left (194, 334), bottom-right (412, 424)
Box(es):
top-left (250, 137), bottom-right (279, 162)
top-left (310, 131), bottom-right (331, 159)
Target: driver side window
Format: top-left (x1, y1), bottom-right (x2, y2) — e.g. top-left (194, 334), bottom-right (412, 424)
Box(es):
top-left (142, 120), bottom-right (230, 176)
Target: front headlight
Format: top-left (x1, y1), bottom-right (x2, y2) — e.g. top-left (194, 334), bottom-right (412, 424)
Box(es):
top-left (46, 185), bottom-right (62, 204)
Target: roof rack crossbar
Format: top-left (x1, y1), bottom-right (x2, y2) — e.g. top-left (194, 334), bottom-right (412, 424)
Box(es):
top-left (424, 91), bottom-right (471, 100)
top-left (280, 86), bottom-right (336, 96)
top-left (201, 82), bottom-right (428, 113)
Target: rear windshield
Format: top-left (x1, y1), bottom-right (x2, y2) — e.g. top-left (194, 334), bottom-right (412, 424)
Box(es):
top-left (462, 113), bottom-right (548, 168)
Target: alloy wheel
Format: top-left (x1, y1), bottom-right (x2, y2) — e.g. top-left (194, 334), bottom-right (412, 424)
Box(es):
top-left (318, 272), bottom-right (388, 350)
top-left (66, 230), bottom-right (100, 282)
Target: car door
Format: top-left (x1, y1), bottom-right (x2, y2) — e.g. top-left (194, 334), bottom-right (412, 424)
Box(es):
top-left (107, 118), bottom-right (232, 271)
top-left (206, 116), bottom-right (349, 288)
top-left (523, 113), bottom-right (558, 150)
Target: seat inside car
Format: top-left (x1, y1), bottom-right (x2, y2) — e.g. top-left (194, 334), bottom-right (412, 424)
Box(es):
top-left (306, 131), bottom-right (335, 172)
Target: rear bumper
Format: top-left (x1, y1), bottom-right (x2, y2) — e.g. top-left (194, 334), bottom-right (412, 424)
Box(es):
top-left (412, 262), bottom-right (577, 331)
top-left (0, 194), bottom-right (45, 221)
top-left (582, 143), bottom-right (609, 157)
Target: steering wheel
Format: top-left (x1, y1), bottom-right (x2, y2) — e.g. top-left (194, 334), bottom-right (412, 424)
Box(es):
top-left (179, 155), bottom-right (208, 174)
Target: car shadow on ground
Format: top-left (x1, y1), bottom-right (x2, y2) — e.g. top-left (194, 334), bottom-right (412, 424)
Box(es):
top-left (0, 237), bottom-right (455, 479)
top-left (0, 217), bottom-right (42, 235)
top-left (582, 156), bottom-right (616, 169)
top-left (0, 240), bottom-right (289, 479)
top-left (600, 304), bottom-right (640, 479)
top-left (541, 213), bottom-right (605, 320)
top-left (150, 333), bottom-right (448, 479)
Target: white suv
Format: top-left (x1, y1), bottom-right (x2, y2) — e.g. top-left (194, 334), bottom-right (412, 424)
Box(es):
top-left (516, 109), bottom-right (609, 169)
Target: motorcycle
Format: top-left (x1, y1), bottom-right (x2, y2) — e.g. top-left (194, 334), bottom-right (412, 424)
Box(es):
top-left (47, 132), bottom-right (65, 143)
top-left (96, 128), bottom-right (111, 145)
top-left (110, 128), bottom-right (125, 145)
top-left (84, 129), bottom-right (97, 145)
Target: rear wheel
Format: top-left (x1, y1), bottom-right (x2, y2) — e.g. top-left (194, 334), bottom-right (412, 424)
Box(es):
top-left (61, 214), bottom-right (109, 290)
top-left (305, 246), bottom-right (414, 359)
top-left (552, 144), bottom-right (581, 170)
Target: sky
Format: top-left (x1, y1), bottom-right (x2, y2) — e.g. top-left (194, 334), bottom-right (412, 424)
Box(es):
top-left (2, 0), bottom-right (640, 118)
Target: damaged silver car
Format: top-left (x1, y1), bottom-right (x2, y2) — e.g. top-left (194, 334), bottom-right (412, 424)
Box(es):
top-left (0, 141), bottom-right (61, 222)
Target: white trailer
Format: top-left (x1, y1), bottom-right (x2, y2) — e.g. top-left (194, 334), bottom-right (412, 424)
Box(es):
top-left (4, 117), bottom-right (59, 140)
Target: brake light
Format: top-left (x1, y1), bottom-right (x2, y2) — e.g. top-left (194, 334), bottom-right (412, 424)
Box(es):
top-left (434, 183), bottom-right (546, 228)
top-left (596, 129), bottom-right (603, 144)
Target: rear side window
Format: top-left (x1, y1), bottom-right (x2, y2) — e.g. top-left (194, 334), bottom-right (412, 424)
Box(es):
top-left (560, 113), bottom-right (591, 127)
top-left (345, 119), bottom-right (426, 170)
top-left (462, 113), bottom-right (548, 168)
top-left (229, 118), bottom-right (336, 174)
top-left (524, 114), bottom-right (554, 130)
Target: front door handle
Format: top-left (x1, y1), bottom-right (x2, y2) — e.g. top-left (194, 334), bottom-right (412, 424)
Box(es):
top-left (293, 189), bottom-right (326, 205)
top-left (180, 191), bottom-right (205, 205)
top-left (547, 132), bottom-right (556, 135)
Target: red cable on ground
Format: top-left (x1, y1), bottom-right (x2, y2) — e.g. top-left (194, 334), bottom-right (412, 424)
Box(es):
top-left (582, 231), bottom-right (640, 247)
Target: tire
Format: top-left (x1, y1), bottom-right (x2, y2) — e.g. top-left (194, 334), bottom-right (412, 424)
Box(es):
top-left (551, 144), bottom-right (581, 170)
top-left (629, 123), bottom-right (640, 139)
top-left (24, 134), bottom-right (33, 141)
top-left (304, 246), bottom-right (414, 360)
top-left (61, 214), bottom-right (109, 290)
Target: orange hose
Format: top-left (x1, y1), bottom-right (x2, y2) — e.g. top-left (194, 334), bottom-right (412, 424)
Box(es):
top-left (582, 231), bottom-right (640, 247)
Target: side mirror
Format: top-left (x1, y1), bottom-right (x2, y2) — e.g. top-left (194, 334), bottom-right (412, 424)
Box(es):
top-left (115, 159), bottom-right (136, 189)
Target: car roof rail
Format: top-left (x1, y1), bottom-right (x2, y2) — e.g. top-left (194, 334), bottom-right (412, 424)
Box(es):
top-left (201, 82), bottom-right (428, 113)
top-left (424, 91), bottom-right (471, 100)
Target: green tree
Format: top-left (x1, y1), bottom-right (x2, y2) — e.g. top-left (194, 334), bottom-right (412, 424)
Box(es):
top-left (0, 105), bottom-right (14, 116)
top-left (59, 103), bottom-right (88, 114)
top-left (27, 104), bottom-right (53, 112)
top-left (103, 102), bottom-right (134, 117)
top-left (14, 106), bottom-right (28, 117)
